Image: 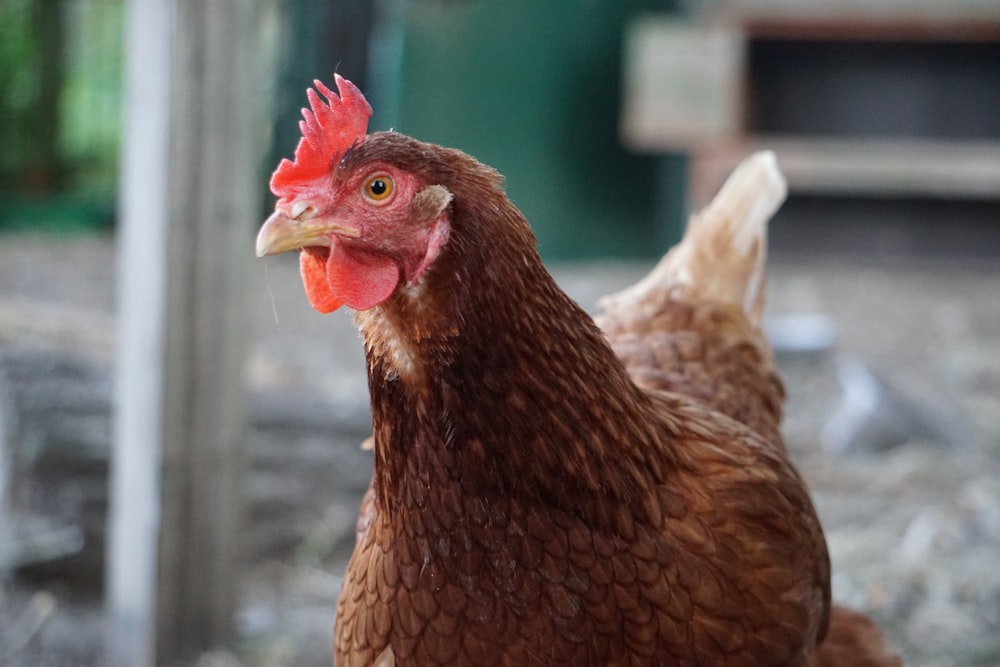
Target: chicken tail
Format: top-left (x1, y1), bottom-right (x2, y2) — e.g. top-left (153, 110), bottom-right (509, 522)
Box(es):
top-left (599, 151), bottom-right (787, 328)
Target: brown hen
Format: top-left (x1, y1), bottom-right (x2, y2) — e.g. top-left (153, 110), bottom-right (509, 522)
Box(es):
top-left (256, 76), bottom-right (900, 667)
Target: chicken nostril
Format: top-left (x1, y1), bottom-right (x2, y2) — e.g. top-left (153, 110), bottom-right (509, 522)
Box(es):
top-left (290, 201), bottom-right (314, 220)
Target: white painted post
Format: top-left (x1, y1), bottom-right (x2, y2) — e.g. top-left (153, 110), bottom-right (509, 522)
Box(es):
top-left (107, 0), bottom-right (264, 664)
top-left (107, 0), bottom-right (174, 664)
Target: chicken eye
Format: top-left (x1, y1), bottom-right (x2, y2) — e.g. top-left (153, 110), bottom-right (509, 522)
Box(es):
top-left (364, 175), bottom-right (394, 203)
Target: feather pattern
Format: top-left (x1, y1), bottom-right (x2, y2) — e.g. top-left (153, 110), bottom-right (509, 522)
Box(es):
top-left (330, 136), bottom-right (830, 666)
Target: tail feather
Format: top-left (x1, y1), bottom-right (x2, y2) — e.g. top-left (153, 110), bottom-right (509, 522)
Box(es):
top-left (599, 151), bottom-right (787, 328)
top-left (596, 152), bottom-right (788, 441)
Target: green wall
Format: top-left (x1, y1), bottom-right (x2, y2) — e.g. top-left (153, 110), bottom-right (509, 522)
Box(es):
top-left (373, 0), bottom-right (684, 260)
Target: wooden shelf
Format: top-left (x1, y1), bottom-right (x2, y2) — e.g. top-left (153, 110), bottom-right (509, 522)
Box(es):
top-left (689, 138), bottom-right (1000, 206)
top-left (702, 0), bottom-right (1000, 30)
top-left (622, 11), bottom-right (1000, 212)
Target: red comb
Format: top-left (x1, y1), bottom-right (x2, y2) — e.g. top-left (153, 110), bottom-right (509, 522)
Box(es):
top-left (270, 75), bottom-right (372, 200)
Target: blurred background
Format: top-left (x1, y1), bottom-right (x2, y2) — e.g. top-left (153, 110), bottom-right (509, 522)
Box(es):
top-left (1, 0), bottom-right (999, 666)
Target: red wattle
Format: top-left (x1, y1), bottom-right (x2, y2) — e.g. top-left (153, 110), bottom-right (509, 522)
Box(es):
top-left (300, 249), bottom-right (342, 313)
top-left (326, 244), bottom-right (400, 311)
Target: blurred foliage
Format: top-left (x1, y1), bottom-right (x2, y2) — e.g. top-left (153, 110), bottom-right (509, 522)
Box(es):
top-left (0, 0), bottom-right (121, 229)
top-left (0, 0), bottom-right (45, 190)
top-left (59, 0), bottom-right (124, 197)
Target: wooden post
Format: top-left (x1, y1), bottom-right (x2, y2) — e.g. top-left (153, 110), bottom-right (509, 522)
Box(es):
top-left (107, 0), bottom-right (264, 665)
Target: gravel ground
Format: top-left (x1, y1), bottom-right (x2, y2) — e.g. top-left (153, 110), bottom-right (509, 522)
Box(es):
top-left (0, 233), bottom-right (998, 666)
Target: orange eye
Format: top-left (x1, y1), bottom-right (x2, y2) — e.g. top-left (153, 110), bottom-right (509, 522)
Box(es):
top-left (364, 174), bottom-right (394, 202)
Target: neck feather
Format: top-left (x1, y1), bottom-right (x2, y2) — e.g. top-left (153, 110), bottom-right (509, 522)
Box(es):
top-left (356, 187), bottom-right (669, 532)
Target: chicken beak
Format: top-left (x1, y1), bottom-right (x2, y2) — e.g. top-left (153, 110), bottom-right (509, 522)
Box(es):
top-left (255, 205), bottom-right (360, 257)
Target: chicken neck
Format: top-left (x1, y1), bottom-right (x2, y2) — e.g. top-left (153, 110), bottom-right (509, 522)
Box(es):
top-left (354, 183), bottom-right (671, 534)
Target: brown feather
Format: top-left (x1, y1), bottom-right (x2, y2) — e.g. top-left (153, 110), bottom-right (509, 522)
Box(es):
top-left (321, 136), bottom-right (898, 666)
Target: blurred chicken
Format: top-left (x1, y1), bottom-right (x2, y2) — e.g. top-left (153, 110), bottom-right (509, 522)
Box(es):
top-left (597, 151), bottom-right (786, 444)
top-left (256, 76), bottom-right (900, 666)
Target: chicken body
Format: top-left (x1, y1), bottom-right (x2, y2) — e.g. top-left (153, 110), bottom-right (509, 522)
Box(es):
top-left (311, 135), bottom-right (827, 666)
top-left (256, 77), bottom-right (899, 667)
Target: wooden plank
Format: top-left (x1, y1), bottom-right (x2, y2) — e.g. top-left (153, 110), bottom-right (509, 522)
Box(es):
top-left (107, 0), bottom-right (263, 665)
top-left (703, 0), bottom-right (1000, 27)
top-left (621, 17), bottom-right (744, 151)
top-left (689, 138), bottom-right (1000, 206)
top-left (738, 17), bottom-right (1000, 42)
